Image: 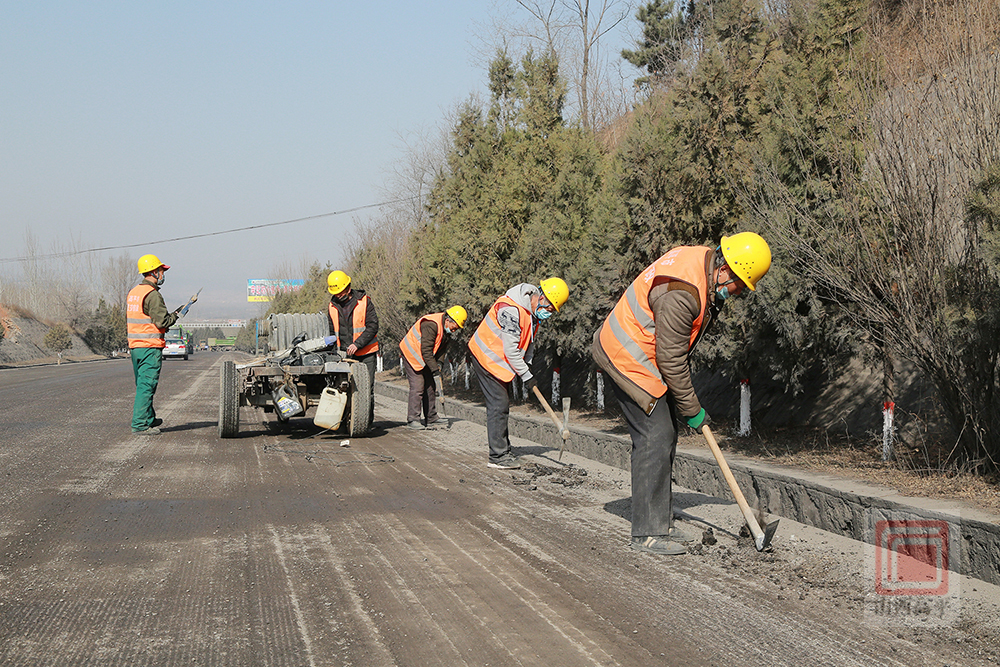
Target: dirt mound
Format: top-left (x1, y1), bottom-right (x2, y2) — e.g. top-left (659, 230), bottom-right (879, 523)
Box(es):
top-left (0, 313), bottom-right (102, 367)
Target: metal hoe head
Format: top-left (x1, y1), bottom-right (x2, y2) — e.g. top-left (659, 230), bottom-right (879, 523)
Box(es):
top-left (755, 519), bottom-right (780, 551)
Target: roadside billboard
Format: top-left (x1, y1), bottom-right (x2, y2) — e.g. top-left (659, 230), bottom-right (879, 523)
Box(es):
top-left (247, 279), bottom-right (304, 302)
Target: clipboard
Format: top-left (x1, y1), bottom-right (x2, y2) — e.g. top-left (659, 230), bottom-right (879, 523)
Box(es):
top-left (180, 288), bottom-right (202, 316)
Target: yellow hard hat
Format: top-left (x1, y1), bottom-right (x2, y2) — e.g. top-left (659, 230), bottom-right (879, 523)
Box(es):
top-left (327, 270), bottom-right (352, 295)
top-left (720, 232), bottom-right (771, 291)
top-left (539, 277), bottom-right (569, 312)
top-left (445, 305), bottom-right (468, 328)
top-left (137, 254), bottom-right (169, 274)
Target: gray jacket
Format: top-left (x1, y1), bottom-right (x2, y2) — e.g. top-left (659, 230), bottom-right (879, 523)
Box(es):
top-left (497, 283), bottom-right (538, 382)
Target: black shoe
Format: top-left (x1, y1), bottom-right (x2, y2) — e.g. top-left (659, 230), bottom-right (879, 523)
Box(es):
top-left (151, 418), bottom-right (163, 427)
top-left (487, 454), bottom-right (521, 470)
top-left (630, 535), bottom-right (687, 555)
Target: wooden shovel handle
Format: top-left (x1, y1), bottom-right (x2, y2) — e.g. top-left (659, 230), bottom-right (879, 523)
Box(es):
top-left (701, 425), bottom-right (764, 541)
top-left (532, 386), bottom-right (570, 439)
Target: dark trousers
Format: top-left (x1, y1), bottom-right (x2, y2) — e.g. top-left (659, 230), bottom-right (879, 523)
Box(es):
top-left (403, 358), bottom-right (438, 424)
top-left (610, 379), bottom-right (679, 537)
top-left (471, 355), bottom-right (512, 461)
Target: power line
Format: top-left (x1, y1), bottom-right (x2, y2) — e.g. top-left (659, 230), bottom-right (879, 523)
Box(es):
top-left (0, 197), bottom-right (418, 265)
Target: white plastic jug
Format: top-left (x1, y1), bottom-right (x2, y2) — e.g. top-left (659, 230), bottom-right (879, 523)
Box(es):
top-left (314, 387), bottom-right (347, 430)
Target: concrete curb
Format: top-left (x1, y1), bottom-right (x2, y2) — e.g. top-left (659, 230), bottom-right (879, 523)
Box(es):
top-left (377, 380), bottom-right (1000, 586)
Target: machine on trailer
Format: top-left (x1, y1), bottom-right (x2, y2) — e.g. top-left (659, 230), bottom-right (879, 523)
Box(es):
top-left (217, 313), bottom-right (372, 438)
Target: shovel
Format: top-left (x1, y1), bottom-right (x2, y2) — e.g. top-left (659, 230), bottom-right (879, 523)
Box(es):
top-left (701, 425), bottom-right (778, 551)
top-left (531, 386), bottom-right (570, 458)
top-left (558, 397), bottom-right (571, 461)
top-left (436, 374), bottom-right (450, 429)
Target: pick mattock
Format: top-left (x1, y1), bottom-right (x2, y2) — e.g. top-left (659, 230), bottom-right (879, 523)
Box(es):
top-left (701, 425), bottom-right (779, 551)
top-left (531, 386), bottom-right (570, 458)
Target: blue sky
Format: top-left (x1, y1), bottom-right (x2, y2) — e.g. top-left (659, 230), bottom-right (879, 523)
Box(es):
top-left (1, 1), bottom-right (636, 319)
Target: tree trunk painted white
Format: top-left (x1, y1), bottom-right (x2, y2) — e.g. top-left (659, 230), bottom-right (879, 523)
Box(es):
top-left (738, 379), bottom-right (751, 437)
top-left (882, 401), bottom-right (895, 461)
top-left (596, 369), bottom-right (604, 410)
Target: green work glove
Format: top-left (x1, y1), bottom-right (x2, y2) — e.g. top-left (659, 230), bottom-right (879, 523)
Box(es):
top-left (686, 408), bottom-right (707, 430)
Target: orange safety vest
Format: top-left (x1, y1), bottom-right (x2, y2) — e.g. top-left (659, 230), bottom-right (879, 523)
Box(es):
top-left (399, 313), bottom-right (445, 371)
top-left (598, 246), bottom-right (711, 398)
top-left (126, 282), bottom-right (167, 349)
top-left (468, 295), bottom-right (536, 383)
top-left (328, 295), bottom-right (379, 355)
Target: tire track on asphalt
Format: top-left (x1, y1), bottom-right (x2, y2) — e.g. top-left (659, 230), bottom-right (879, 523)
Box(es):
top-left (355, 511), bottom-right (620, 666)
top-left (267, 523), bottom-right (318, 667)
top-left (376, 393), bottom-right (954, 666)
top-left (294, 522), bottom-right (398, 665)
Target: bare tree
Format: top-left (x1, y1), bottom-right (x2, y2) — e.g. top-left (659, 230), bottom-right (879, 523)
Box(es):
top-left (102, 253), bottom-right (137, 309)
top-left (343, 124), bottom-right (456, 355)
top-left (748, 0), bottom-right (1000, 470)
top-left (560, 0), bottom-right (632, 130)
top-left (475, 0), bottom-right (634, 130)
top-left (19, 229), bottom-right (55, 318)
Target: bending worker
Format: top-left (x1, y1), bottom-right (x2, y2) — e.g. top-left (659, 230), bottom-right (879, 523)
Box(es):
top-left (399, 306), bottom-right (468, 430)
top-left (469, 278), bottom-right (569, 469)
top-left (591, 232), bottom-right (771, 555)
top-left (327, 270), bottom-right (379, 421)
top-left (127, 254), bottom-right (194, 435)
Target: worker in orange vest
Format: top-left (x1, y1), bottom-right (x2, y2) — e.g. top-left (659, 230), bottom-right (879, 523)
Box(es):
top-left (326, 270), bottom-right (379, 421)
top-left (399, 306), bottom-right (468, 430)
top-left (126, 254), bottom-right (194, 435)
top-left (592, 233), bottom-right (771, 555)
top-left (469, 278), bottom-right (569, 469)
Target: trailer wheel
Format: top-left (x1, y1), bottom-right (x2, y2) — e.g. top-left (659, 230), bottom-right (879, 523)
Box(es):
top-left (348, 362), bottom-right (373, 437)
top-left (218, 360), bottom-right (240, 438)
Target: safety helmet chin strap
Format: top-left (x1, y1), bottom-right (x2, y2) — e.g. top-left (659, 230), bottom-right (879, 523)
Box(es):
top-left (712, 248), bottom-right (741, 301)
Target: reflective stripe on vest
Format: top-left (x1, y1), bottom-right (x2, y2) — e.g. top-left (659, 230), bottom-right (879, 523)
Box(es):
top-left (468, 296), bottom-right (534, 383)
top-left (598, 246), bottom-right (710, 398)
top-left (329, 294), bottom-right (379, 355)
top-left (399, 313), bottom-right (445, 371)
top-left (126, 282), bottom-right (166, 349)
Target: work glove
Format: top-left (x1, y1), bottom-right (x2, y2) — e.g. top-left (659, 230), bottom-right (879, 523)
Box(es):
top-left (686, 408), bottom-right (709, 431)
top-left (523, 376), bottom-right (538, 394)
top-left (323, 335), bottom-right (338, 348)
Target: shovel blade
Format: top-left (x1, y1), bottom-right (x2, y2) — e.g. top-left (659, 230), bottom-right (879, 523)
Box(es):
top-left (755, 519), bottom-right (780, 551)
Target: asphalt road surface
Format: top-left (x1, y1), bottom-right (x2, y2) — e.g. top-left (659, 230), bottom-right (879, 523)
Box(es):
top-left (1, 353), bottom-right (998, 666)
